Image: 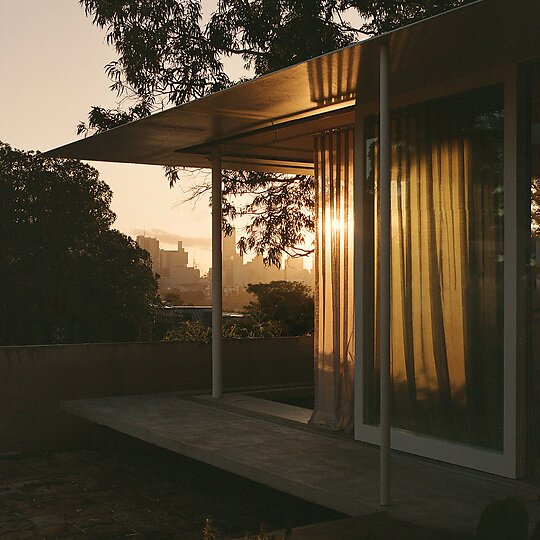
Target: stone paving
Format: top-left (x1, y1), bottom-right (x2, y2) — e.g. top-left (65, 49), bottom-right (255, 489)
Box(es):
top-left (63, 393), bottom-right (540, 534)
top-left (0, 433), bottom-right (344, 539)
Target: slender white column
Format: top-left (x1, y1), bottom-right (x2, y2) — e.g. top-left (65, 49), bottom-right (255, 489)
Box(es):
top-left (379, 43), bottom-right (391, 507)
top-left (211, 152), bottom-right (223, 399)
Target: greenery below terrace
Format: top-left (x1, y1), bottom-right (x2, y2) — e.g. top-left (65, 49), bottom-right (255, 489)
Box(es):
top-left (163, 281), bottom-right (314, 342)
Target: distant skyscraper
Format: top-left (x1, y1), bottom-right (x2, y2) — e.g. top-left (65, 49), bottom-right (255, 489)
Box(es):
top-left (223, 229), bottom-right (237, 260)
top-left (160, 241), bottom-right (189, 274)
top-left (159, 241), bottom-right (200, 290)
top-left (136, 235), bottom-right (160, 274)
top-left (284, 255), bottom-right (314, 287)
top-left (222, 229), bottom-right (244, 287)
top-left (210, 227), bottom-right (314, 288)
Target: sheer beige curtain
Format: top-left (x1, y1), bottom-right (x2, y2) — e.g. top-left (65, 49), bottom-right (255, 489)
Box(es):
top-left (367, 93), bottom-right (505, 448)
top-left (310, 128), bottom-right (355, 430)
top-left (386, 113), bottom-right (471, 433)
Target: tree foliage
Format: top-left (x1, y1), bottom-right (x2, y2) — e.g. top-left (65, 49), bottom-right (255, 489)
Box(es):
top-left (245, 280), bottom-right (314, 336)
top-left (221, 171), bottom-right (314, 265)
top-left (346, 0), bottom-right (471, 35)
top-left (78, 0), bottom-right (473, 265)
top-left (163, 318), bottom-right (283, 342)
top-left (206, 0), bottom-right (355, 74)
top-left (0, 141), bottom-right (159, 345)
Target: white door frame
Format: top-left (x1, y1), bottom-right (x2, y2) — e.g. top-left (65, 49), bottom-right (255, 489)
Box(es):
top-left (353, 64), bottom-right (523, 478)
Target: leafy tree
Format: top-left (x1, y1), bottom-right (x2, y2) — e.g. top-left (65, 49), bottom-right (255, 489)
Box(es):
top-left (78, 0), bottom-right (473, 265)
top-left (0, 141), bottom-right (159, 345)
top-left (346, 0), bottom-right (471, 35)
top-left (245, 280), bottom-right (314, 336)
top-left (206, 0), bottom-right (470, 74)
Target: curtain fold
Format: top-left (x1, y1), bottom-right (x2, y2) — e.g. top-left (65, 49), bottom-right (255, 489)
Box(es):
top-left (366, 88), bottom-right (505, 449)
top-left (310, 128), bottom-right (355, 430)
top-left (311, 88), bottom-right (504, 447)
top-left (388, 111), bottom-right (472, 435)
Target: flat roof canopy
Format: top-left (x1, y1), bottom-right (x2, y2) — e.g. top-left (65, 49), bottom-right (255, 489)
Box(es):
top-left (44, 0), bottom-right (540, 174)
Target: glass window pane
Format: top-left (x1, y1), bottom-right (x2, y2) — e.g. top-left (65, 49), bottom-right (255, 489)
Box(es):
top-left (364, 86), bottom-right (505, 450)
top-left (530, 66), bottom-right (540, 463)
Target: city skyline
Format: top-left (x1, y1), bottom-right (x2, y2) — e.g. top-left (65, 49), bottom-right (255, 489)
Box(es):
top-left (136, 230), bottom-right (312, 311)
top-left (137, 231), bottom-right (313, 287)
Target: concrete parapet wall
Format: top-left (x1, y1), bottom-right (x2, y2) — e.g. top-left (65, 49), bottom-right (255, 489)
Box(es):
top-left (0, 337), bottom-right (313, 455)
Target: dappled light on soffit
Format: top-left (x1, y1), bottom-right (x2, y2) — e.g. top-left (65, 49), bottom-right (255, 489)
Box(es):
top-left (307, 45), bottom-right (360, 107)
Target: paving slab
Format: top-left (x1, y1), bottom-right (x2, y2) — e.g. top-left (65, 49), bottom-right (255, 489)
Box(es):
top-left (199, 392), bottom-right (312, 424)
top-left (62, 392), bottom-right (540, 535)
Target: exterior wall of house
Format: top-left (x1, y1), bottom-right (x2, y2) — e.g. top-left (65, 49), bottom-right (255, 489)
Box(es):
top-left (0, 337), bottom-right (313, 455)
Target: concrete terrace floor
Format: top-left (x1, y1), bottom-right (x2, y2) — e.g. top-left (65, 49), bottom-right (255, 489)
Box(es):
top-left (63, 391), bottom-right (540, 537)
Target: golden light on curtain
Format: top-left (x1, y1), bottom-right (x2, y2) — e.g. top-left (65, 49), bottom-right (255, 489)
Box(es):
top-left (387, 113), bottom-right (472, 426)
top-left (365, 86), bottom-right (505, 449)
top-left (310, 128), bottom-right (355, 430)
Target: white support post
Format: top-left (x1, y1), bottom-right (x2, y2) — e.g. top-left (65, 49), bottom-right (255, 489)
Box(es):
top-left (379, 43), bottom-right (391, 507)
top-left (211, 151), bottom-right (223, 399)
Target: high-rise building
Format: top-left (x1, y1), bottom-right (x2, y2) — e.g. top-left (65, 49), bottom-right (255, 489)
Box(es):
top-left (137, 236), bottom-right (202, 293)
top-left (238, 255), bottom-right (283, 285)
top-left (136, 235), bottom-right (160, 274)
top-left (284, 255), bottom-right (314, 287)
top-left (159, 241), bottom-right (189, 275)
top-left (159, 241), bottom-right (200, 289)
top-left (211, 228), bottom-right (314, 288)
top-left (222, 229), bottom-right (244, 287)
top-left (223, 230), bottom-right (238, 260)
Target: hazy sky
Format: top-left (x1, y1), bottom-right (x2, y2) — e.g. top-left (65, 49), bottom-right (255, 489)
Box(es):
top-left (0, 0), bottom-right (249, 273)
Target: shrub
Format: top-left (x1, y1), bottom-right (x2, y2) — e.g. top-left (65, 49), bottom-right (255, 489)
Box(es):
top-left (163, 319), bottom-right (283, 343)
top-left (245, 281), bottom-right (314, 336)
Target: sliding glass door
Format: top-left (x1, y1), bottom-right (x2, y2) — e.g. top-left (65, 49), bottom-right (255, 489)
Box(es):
top-left (529, 65), bottom-right (540, 471)
top-left (355, 76), bottom-right (523, 476)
